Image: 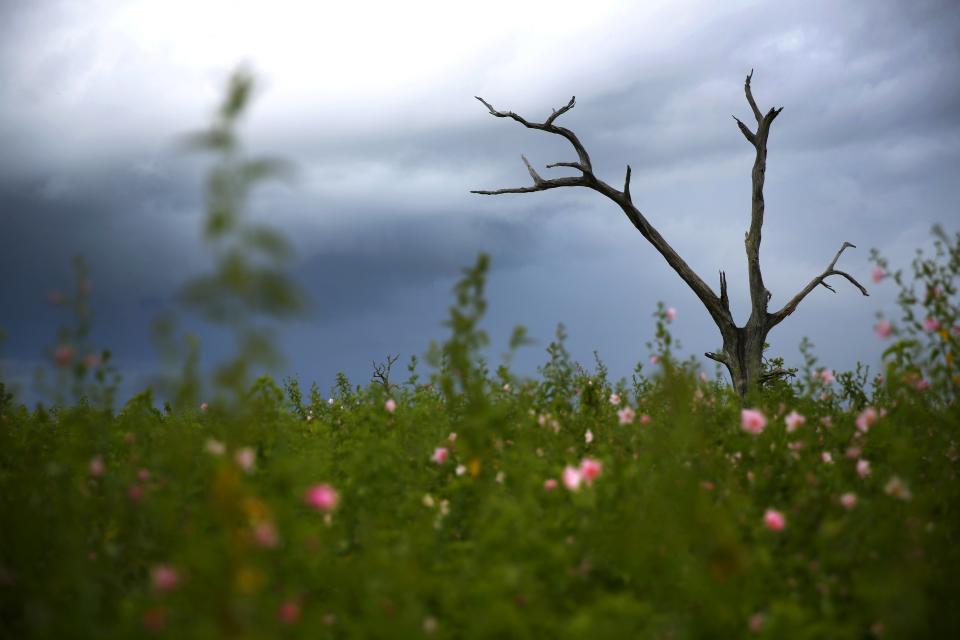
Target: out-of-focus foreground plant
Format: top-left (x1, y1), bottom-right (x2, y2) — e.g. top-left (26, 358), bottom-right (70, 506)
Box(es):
top-left (870, 225), bottom-right (959, 405)
top-left (155, 68), bottom-right (308, 408)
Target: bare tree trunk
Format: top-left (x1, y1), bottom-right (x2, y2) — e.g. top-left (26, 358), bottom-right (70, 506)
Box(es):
top-left (472, 71), bottom-right (868, 398)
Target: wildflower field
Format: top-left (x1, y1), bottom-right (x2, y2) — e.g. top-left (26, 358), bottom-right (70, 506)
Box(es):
top-left (2, 75), bottom-right (959, 639)
top-left (2, 239), bottom-right (959, 638)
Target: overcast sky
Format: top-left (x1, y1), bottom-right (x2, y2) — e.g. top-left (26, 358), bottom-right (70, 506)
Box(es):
top-left (1, 0), bottom-right (958, 404)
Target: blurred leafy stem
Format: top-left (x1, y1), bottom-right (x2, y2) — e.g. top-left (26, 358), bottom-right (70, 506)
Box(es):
top-left (175, 68), bottom-right (309, 403)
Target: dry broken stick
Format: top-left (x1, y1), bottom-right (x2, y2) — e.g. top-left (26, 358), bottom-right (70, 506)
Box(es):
top-left (472, 70), bottom-right (868, 397)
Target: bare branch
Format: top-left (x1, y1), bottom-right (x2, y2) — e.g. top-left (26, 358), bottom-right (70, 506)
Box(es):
top-left (744, 69), bottom-right (762, 122)
top-left (719, 270), bottom-right (729, 311)
top-left (732, 115), bottom-right (756, 145)
top-left (705, 351), bottom-right (729, 365)
top-left (741, 70), bottom-right (783, 327)
top-left (545, 96), bottom-right (576, 126)
top-left (521, 155), bottom-right (543, 184)
top-left (474, 95), bottom-right (593, 171)
top-left (472, 94), bottom-right (734, 338)
top-left (769, 242), bottom-right (869, 327)
top-left (471, 154), bottom-right (588, 195)
top-left (545, 161), bottom-right (588, 172)
top-left (471, 177), bottom-right (586, 195)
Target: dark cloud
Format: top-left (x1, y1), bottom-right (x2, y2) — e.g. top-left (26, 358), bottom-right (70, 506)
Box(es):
top-left (2, 0), bottom-right (959, 405)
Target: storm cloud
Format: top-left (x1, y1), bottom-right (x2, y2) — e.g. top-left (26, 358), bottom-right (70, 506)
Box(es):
top-left (2, 0), bottom-right (958, 403)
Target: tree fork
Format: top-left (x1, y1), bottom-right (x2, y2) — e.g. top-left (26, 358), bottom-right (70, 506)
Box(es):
top-left (472, 71), bottom-right (868, 397)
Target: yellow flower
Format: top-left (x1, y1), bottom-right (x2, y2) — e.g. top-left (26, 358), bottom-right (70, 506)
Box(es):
top-left (234, 566), bottom-right (264, 594)
top-left (242, 497), bottom-right (271, 522)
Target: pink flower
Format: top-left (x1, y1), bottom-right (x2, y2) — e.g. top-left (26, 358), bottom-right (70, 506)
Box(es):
top-left (666, 307), bottom-right (677, 322)
top-left (639, 414), bottom-right (651, 425)
top-left (83, 353), bottom-right (101, 369)
top-left (914, 378), bottom-right (929, 392)
top-left (432, 447), bottom-right (449, 464)
top-left (855, 407), bottom-right (878, 433)
top-left (562, 466), bottom-right (582, 491)
top-left (278, 600), bottom-right (302, 625)
top-left (821, 452), bottom-right (834, 464)
top-left (88, 455), bottom-right (105, 477)
top-left (205, 439), bottom-right (225, 456)
top-left (871, 266), bottom-right (886, 283)
top-left (784, 410), bottom-right (806, 433)
top-left (763, 509), bottom-right (786, 531)
top-left (584, 429), bottom-right (594, 445)
top-left (127, 485), bottom-right (145, 502)
top-left (544, 478), bottom-right (558, 491)
top-left (253, 521), bottom-right (279, 549)
top-left (305, 484), bottom-right (339, 512)
top-left (856, 459), bottom-right (871, 478)
top-left (617, 407), bottom-right (636, 425)
top-left (650, 355), bottom-right (659, 365)
top-left (741, 409), bottom-right (767, 434)
top-left (884, 476), bottom-right (912, 501)
top-left (923, 317), bottom-right (941, 332)
top-left (200, 402), bottom-right (209, 412)
top-left (609, 393), bottom-right (621, 405)
top-left (749, 612), bottom-right (765, 633)
top-left (819, 369), bottom-right (835, 384)
top-left (234, 447), bottom-right (256, 473)
top-left (874, 320), bottom-right (893, 339)
top-left (54, 344), bottom-right (74, 367)
top-left (384, 398), bottom-right (397, 413)
top-left (579, 458), bottom-right (603, 484)
top-left (839, 492), bottom-right (858, 510)
top-left (151, 565), bottom-right (180, 593)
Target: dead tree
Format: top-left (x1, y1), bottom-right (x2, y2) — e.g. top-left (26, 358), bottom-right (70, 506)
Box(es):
top-left (371, 354), bottom-right (400, 394)
top-left (472, 70), bottom-right (868, 397)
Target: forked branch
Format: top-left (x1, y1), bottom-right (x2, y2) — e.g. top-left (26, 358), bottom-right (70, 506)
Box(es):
top-left (769, 242), bottom-right (869, 327)
top-left (472, 95), bottom-right (733, 331)
top-left (473, 96), bottom-right (593, 172)
top-left (736, 69), bottom-right (784, 326)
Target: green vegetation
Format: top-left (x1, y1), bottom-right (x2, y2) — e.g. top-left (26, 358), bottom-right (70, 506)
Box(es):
top-left (1, 71), bottom-right (958, 639)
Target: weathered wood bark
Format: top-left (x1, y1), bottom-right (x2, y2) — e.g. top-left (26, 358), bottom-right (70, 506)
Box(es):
top-left (472, 71), bottom-right (868, 397)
